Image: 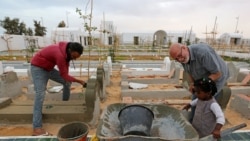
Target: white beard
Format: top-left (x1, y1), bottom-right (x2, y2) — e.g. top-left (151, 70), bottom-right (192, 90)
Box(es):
top-left (182, 55), bottom-right (190, 64)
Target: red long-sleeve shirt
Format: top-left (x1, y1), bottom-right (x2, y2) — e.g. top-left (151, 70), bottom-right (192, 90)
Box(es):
top-left (31, 41), bottom-right (76, 82)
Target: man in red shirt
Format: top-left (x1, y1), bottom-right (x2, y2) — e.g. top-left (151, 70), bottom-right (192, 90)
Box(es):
top-left (31, 42), bottom-right (86, 136)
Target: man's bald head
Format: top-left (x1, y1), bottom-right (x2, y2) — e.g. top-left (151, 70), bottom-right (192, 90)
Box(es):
top-left (169, 43), bottom-right (190, 63)
top-left (169, 43), bottom-right (182, 59)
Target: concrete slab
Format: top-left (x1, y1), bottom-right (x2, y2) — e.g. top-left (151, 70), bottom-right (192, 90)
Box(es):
top-left (227, 62), bottom-right (240, 83)
top-left (230, 86), bottom-right (250, 95)
top-left (0, 100), bottom-right (89, 123)
top-left (237, 72), bottom-right (250, 83)
top-left (121, 89), bottom-right (191, 99)
top-left (125, 78), bottom-right (180, 85)
top-left (230, 94), bottom-right (250, 119)
top-left (0, 97), bottom-right (12, 108)
top-left (11, 100), bottom-right (85, 106)
top-left (25, 92), bottom-right (85, 101)
top-left (0, 136), bottom-right (58, 141)
top-left (122, 67), bottom-right (181, 85)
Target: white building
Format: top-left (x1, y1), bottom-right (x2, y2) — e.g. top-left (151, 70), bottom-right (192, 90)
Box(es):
top-left (51, 27), bottom-right (86, 45)
top-left (219, 33), bottom-right (243, 45)
top-left (0, 27), bottom-right (87, 52)
top-left (0, 34), bottom-right (50, 52)
top-left (99, 21), bottom-right (115, 45)
top-left (120, 32), bottom-right (153, 46)
top-left (120, 30), bottom-right (196, 47)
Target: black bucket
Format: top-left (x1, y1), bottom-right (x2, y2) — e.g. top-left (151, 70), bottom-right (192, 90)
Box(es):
top-left (57, 122), bottom-right (89, 141)
top-left (118, 104), bottom-right (154, 136)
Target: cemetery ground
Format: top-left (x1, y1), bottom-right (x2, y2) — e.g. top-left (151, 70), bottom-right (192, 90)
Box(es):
top-left (0, 52), bottom-right (249, 137)
top-left (0, 69), bottom-right (250, 136)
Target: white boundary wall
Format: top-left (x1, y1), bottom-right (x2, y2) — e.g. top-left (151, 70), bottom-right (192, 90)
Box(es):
top-left (0, 34), bottom-right (51, 51)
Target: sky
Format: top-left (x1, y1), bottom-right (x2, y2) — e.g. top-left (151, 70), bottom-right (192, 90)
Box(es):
top-left (0, 0), bottom-right (249, 39)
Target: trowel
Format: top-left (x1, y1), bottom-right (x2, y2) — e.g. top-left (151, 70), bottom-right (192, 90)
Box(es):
top-left (199, 123), bottom-right (247, 141)
top-left (81, 82), bottom-right (87, 93)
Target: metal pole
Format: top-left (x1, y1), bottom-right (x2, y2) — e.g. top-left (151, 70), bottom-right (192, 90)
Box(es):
top-left (87, 0), bottom-right (93, 78)
top-left (66, 11), bottom-right (70, 27)
top-left (235, 16), bottom-right (239, 33)
top-left (40, 17), bottom-right (44, 26)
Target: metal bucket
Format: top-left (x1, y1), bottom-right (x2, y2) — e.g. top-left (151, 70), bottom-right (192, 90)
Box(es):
top-left (118, 104), bottom-right (154, 136)
top-left (57, 122), bottom-right (89, 141)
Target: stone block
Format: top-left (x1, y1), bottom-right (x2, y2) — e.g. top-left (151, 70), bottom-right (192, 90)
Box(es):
top-left (237, 72), bottom-right (248, 83)
top-left (0, 71), bottom-right (22, 98)
top-left (0, 71), bottom-right (18, 83)
top-left (227, 62), bottom-right (240, 83)
top-left (121, 81), bottom-right (129, 89)
top-left (0, 97), bottom-right (12, 108)
top-left (122, 96), bottom-right (133, 103)
top-left (230, 94), bottom-right (250, 119)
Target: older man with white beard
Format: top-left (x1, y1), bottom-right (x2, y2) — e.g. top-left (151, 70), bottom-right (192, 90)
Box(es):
top-left (169, 43), bottom-right (229, 122)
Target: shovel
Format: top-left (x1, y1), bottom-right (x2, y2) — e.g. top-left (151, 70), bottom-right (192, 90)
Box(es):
top-left (199, 123), bottom-right (247, 141)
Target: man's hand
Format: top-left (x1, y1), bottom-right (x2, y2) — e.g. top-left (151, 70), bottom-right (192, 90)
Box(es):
top-left (76, 79), bottom-right (86, 86)
top-left (189, 83), bottom-right (195, 93)
top-left (82, 82), bottom-right (87, 88)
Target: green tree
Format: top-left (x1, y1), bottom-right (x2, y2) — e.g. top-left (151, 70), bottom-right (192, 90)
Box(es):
top-left (19, 22), bottom-right (27, 35)
top-left (1, 35), bottom-right (13, 55)
top-left (58, 20), bottom-right (66, 27)
top-left (34, 20), bottom-right (46, 36)
top-left (185, 39), bottom-right (191, 46)
top-left (76, 8), bottom-right (97, 40)
top-left (26, 27), bottom-right (33, 36)
top-left (24, 37), bottom-right (38, 62)
top-left (0, 17), bottom-right (27, 35)
top-left (76, 5), bottom-right (97, 78)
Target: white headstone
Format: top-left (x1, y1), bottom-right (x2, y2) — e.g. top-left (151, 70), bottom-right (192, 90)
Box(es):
top-left (0, 61), bottom-right (3, 74)
top-left (107, 56), bottom-right (111, 63)
top-left (107, 56), bottom-right (112, 75)
top-left (4, 66), bottom-right (15, 73)
top-left (163, 57), bottom-right (171, 72)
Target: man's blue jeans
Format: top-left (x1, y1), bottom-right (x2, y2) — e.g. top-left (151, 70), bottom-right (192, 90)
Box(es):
top-left (31, 65), bottom-right (71, 129)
